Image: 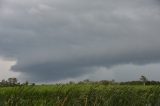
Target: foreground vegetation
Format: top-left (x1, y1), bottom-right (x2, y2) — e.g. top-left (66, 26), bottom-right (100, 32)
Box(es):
top-left (0, 84), bottom-right (160, 106)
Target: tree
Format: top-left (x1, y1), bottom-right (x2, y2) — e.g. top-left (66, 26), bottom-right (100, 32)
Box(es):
top-left (0, 79), bottom-right (7, 86)
top-left (8, 78), bottom-right (18, 85)
top-left (25, 81), bottom-right (29, 86)
top-left (31, 83), bottom-right (35, 86)
top-left (140, 75), bottom-right (148, 86)
top-left (83, 79), bottom-right (90, 83)
top-left (69, 81), bottom-right (75, 85)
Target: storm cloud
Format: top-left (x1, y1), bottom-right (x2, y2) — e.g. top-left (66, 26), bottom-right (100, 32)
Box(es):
top-left (0, 0), bottom-right (160, 82)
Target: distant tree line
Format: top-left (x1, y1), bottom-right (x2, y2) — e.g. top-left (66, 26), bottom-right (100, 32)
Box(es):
top-left (119, 80), bottom-right (160, 85)
top-left (120, 75), bottom-right (160, 85)
top-left (1, 75), bottom-right (160, 87)
top-left (0, 78), bottom-right (35, 87)
top-left (69, 76), bottom-right (160, 86)
top-left (74, 79), bottom-right (116, 85)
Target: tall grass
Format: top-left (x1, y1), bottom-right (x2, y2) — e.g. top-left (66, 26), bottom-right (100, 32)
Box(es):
top-left (0, 85), bottom-right (160, 106)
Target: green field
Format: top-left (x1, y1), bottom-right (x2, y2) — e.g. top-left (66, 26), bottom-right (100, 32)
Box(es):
top-left (0, 84), bottom-right (160, 106)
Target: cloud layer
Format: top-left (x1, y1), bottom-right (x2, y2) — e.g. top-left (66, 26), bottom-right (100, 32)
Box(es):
top-left (0, 0), bottom-right (160, 82)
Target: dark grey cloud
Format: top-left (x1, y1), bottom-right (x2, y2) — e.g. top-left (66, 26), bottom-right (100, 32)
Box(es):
top-left (0, 0), bottom-right (160, 82)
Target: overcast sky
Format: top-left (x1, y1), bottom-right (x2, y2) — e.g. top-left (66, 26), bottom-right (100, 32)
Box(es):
top-left (0, 0), bottom-right (160, 83)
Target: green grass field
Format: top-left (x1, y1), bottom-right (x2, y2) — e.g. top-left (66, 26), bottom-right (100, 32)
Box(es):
top-left (0, 84), bottom-right (160, 106)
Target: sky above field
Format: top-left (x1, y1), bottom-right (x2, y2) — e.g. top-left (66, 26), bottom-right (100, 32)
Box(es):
top-left (0, 0), bottom-right (160, 83)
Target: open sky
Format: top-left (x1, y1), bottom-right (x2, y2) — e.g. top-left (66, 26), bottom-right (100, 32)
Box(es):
top-left (0, 0), bottom-right (160, 83)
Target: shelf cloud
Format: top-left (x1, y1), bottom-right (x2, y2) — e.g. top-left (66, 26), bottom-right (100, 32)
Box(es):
top-left (0, 0), bottom-right (160, 82)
